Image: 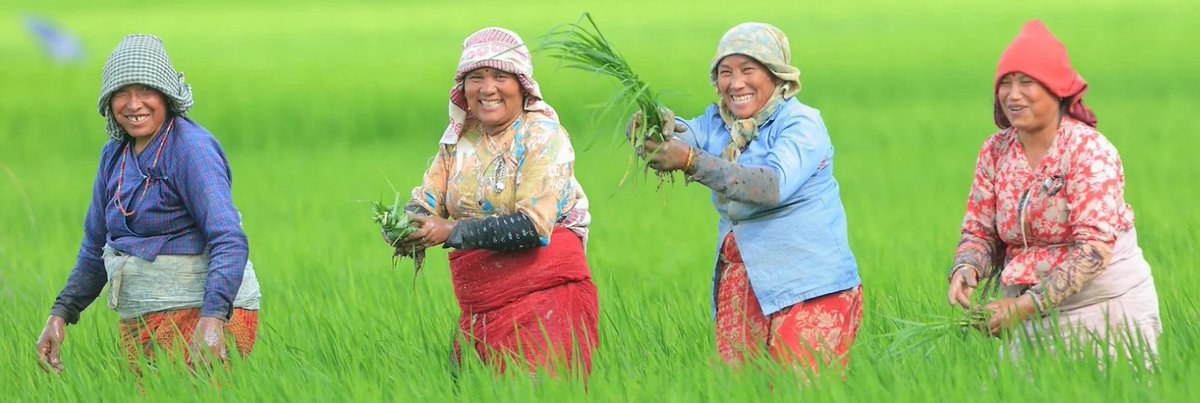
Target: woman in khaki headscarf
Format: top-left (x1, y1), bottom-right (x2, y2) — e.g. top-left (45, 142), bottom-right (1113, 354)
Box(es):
top-left (639, 22), bottom-right (862, 372)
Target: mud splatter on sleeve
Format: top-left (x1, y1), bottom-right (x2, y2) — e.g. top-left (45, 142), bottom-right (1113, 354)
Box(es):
top-left (688, 150), bottom-right (780, 206)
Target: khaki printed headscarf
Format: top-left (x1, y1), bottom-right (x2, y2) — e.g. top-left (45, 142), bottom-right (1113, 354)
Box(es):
top-left (97, 34), bottom-right (193, 142)
top-left (709, 23), bottom-right (801, 162)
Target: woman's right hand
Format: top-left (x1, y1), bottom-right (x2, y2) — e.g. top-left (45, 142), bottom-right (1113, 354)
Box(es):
top-left (947, 265), bottom-right (980, 309)
top-left (36, 315), bottom-right (66, 373)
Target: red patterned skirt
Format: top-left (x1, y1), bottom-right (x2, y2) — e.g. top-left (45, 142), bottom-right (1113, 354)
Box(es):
top-left (448, 227), bottom-right (599, 377)
top-left (715, 232), bottom-right (863, 372)
top-left (119, 308), bottom-right (259, 366)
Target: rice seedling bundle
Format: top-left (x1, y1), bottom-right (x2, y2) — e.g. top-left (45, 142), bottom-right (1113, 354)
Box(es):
top-left (371, 190), bottom-right (424, 278)
top-left (542, 12), bottom-right (674, 184)
top-left (882, 271), bottom-right (1001, 358)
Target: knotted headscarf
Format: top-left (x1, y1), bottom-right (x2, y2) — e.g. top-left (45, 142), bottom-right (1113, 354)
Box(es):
top-left (710, 22), bottom-right (801, 162)
top-left (440, 27), bottom-right (558, 145)
top-left (97, 34), bottom-right (193, 142)
top-left (993, 19), bottom-right (1097, 129)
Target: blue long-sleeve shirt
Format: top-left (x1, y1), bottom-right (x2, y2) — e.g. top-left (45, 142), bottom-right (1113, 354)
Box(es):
top-left (676, 98), bottom-right (860, 316)
top-left (51, 117), bottom-right (248, 323)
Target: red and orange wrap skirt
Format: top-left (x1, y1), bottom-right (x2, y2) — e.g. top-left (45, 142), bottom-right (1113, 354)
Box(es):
top-left (448, 226), bottom-right (599, 376)
top-left (715, 232), bottom-right (863, 372)
top-left (119, 308), bottom-right (258, 366)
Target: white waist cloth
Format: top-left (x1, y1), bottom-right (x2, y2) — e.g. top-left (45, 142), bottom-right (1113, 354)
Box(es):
top-left (103, 244), bottom-right (261, 320)
top-left (1003, 228), bottom-right (1161, 357)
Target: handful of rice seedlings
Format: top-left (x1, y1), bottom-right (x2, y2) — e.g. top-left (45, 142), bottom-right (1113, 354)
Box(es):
top-left (542, 12), bottom-right (673, 185)
top-left (371, 190), bottom-right (424, 283)
top-left (881, 308), bottom-right (991, 359)
top-left (881, 271), bottom-right (1002, 358)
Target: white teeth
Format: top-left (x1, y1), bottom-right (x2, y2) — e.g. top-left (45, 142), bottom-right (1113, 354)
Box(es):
top-left (480, 100), bottom-right (502, 107)
top-left (731, 94), bottom-right (752, 103)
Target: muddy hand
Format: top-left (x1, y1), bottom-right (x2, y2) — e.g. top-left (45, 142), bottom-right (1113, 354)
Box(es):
top-left (35, 315), bottom-right (66, 373)
top-left (644, 135), bottom-right (692, 172)
top-left (189, 317), bottom-right (227, 367)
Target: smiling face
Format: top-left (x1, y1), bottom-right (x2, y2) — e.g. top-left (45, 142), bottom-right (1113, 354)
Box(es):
top-left (715, 54), bottom-right (779, 119)
top-left (997, 72), bottom-right (1061, 134)
top-left (464, 67), bottom-right (525, 134)
top-left (109, 84), bottom-right (168, 141)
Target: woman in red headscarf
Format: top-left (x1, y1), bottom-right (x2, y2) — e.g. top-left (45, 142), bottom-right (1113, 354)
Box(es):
top-left (946, 20), bottom-right (1161, 357)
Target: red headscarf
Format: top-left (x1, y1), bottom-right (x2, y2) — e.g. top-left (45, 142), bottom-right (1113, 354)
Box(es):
top-left (993, 19), bottom-right (1097, 129)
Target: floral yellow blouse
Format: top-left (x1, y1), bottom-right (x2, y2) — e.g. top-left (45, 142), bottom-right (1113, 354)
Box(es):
top-left (410, 111), bottom-right (590, 245)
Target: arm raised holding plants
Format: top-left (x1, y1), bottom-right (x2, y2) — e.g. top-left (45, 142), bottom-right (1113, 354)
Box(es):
top-left (609, 21), bottom-right (864, 369)
top-left (638, 109), bottom-right (781, 209)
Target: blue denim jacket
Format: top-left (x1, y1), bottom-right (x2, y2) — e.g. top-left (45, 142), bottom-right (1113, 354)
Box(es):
top-left (677, 98), bottom-right (860, 316)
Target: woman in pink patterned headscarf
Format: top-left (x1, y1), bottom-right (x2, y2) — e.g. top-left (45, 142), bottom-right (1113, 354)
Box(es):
top-left (385, 27), bottom-right (597, 378)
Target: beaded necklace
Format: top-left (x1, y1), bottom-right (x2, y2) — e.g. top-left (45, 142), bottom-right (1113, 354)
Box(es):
top-left (114, 119), bottom-right (174, 217)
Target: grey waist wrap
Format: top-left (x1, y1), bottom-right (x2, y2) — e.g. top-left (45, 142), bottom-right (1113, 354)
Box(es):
top-left (102, 245), bottom-right (261, 320)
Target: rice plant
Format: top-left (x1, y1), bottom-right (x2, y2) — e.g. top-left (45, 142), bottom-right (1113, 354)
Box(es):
top-left (879, 268), bottom-right (1001, 358)
top-left (2, 1), bottom-right (1196, 401)
top-left (371, 190), bottom-right (423, 279)
top-left (541, 12), bottom-right (674, 185)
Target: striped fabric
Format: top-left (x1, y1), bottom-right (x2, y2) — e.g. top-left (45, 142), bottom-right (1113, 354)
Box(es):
top-left (440, 27), bottom-right (558, 145)
top-left (98, 34), bottom-right (193, 142)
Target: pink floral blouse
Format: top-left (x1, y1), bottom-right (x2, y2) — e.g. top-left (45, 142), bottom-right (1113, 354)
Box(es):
top-left (954, 118), bottom-right (1134, 288)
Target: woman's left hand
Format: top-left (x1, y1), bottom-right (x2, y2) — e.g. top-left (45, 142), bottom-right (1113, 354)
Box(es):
top-left (189, 317), bottom-right (227, 366)
top-left (404, 215), bottom-right (454, 248)
top-left (642, 136), bottom-right (692, 172)
top-left (982, 295), bottom-right (1036, 336)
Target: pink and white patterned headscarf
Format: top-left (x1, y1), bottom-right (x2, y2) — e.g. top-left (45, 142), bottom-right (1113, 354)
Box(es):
top-left (440, 27), bottom-right (558, 145)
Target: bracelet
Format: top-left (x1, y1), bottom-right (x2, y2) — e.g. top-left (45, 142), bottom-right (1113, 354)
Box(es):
top-left (948, 263), bottom-right (978, 282)
top-left (683, 147), bottom-right (697, 174)
top-left (1026, 289), bottom-right (1048, 313)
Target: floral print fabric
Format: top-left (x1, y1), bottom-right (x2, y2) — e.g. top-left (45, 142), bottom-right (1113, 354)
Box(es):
top-left (411, 111), bottom-right (589, 245)
top-left (715, 232), bottom-right (863, 371)
top-left (955, 117), bottom-right (1133, 286)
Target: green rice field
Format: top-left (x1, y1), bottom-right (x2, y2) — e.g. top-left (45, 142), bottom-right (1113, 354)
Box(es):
top-left (1, 0), bottom-right (1197, 400)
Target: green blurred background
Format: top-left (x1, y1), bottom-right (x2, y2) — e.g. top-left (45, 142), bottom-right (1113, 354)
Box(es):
top-left (2, 0), bottom-right (1197, 400)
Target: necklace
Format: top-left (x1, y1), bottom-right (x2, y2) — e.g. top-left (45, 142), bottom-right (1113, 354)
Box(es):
top-left (478, 118), bottom-right (520, 193)
top-left (114, 119), bottom-right (174, 217)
